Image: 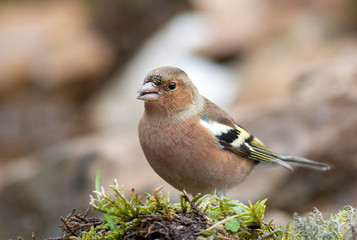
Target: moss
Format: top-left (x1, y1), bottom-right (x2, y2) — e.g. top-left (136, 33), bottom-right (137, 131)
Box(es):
top-left (33, 171), bottom-right (356, 240)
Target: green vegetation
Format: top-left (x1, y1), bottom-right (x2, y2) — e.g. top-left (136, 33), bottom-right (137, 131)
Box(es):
top-left (54, 172), bottom-right (356, 239)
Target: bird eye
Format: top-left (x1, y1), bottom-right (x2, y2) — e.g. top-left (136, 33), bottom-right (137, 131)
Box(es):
top-left (168, 82), bottom-right (176, 90)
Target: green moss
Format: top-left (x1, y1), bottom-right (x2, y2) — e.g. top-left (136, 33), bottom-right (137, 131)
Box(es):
top-left (56, 172), bottom-right (356, 240)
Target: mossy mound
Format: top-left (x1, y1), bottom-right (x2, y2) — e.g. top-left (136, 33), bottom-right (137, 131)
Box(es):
top-left (21, 172), bottom-right (357, 240)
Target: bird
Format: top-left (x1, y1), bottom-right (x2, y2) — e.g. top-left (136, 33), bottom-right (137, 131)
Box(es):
top-left (137, 66), bottom-right (331, 197)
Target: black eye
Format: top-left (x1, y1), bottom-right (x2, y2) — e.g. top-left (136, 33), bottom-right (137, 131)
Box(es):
top-left (168, 82), bottom-right (176, 90)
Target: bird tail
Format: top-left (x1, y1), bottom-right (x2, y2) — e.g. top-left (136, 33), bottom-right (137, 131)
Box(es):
top-left (278, 155), bottom-right (332, 171)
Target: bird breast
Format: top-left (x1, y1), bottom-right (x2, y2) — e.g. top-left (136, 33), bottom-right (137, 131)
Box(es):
top-left (138, 115), bottom-right (254, 194)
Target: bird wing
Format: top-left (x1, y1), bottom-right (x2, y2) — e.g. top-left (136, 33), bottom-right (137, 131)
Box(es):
top-left (200, 99), bottom-right (293, 169)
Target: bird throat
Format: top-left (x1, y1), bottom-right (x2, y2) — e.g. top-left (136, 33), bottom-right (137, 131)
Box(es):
top-left (144, 93), bottom-right (205, 122)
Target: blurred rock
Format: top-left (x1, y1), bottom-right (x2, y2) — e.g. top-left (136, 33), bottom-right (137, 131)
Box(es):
top-left (0, 1), bottom-right (116, 161)
top-left (192, 0), bottom-right (357, 59)
top-left (230, 16), bottom-right (352, 126)
top-left (0, 93), bottom-right (88, 162)
top-left (268, 45), bottom-right (357, 213)
top-left (309, 0), bottom-right (357, 32)
top-left (192, 0), bottom-right (280, 58)
top-left (0, 1), bottom-right (114, 93)
top-left (89, 0), bottom-right (190, 68)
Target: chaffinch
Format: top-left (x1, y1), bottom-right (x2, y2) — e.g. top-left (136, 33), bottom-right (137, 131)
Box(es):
top-left (137, 66), bottom-right (331, 196)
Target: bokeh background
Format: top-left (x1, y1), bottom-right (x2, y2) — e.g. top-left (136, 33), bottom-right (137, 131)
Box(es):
top-left (0, 0), bottom-right (356, 238)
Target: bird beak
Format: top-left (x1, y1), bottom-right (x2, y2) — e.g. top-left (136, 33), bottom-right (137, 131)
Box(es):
top-left (137, 82), bottom-right (159, 101)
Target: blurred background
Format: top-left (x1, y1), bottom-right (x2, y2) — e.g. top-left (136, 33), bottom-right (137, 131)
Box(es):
top-left (0, 0), bottom-right (356, 238)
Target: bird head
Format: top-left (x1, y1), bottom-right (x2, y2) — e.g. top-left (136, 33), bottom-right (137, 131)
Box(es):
top-left (137, 66), bottom-right (201, 117)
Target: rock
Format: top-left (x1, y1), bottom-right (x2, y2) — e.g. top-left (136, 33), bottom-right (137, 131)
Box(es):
top-left (0, 1), bottom-right (114, 93)
top-left (191, 0), bottom-right (302, 58)
top-left (0, 1), bottom-right (115, 161)
top-left (192, 0), bottom-right (357, 59)
top-left (268, 45), bottom-right (357, 213)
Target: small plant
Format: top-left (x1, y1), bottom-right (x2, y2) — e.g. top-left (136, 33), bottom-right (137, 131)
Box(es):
top-left (49, 171), bottom-right (356, 240)
top-left (82, 171), bottom-right (280, 239)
